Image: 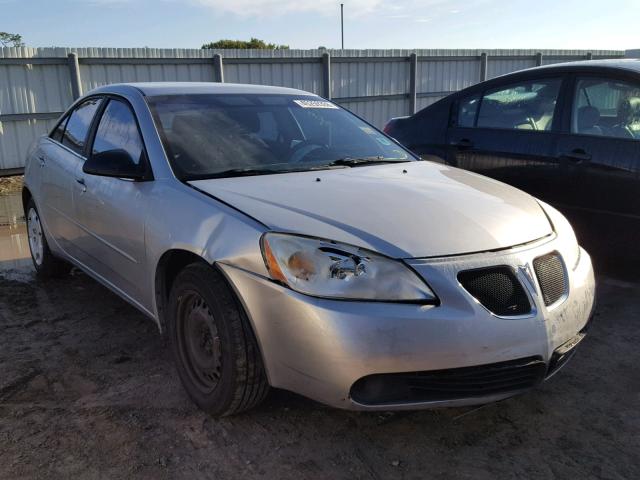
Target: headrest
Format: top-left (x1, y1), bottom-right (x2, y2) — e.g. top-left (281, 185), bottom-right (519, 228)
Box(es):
top-left (618, 97), bottom-right (640, 121)
top-left (577, 106), bottom-right (600, 129)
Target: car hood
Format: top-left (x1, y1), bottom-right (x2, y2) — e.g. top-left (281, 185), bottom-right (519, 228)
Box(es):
top-left (189, 162), bottom-right (553, 259)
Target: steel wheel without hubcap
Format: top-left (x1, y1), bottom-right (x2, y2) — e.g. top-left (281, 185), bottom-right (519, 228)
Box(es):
top-left (176, 291), bottom-right (223, 393)
top-left (168, 263), bottom-right (269, 416)
top-left (27, 207), bottom-right (44, 266)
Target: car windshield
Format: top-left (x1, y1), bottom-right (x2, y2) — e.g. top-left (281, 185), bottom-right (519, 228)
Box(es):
top-left (146, 94), bottom-right (413, 180)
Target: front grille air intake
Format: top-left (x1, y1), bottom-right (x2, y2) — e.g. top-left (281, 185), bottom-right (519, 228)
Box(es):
top-left (533, 252), bottom-right (567, 306)
top-left (458, 266), bottom-right (531, 316)
top-left (350, 356), bottom-right (547, 405)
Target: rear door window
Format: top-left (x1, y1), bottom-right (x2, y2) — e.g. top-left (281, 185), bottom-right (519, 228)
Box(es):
top-left (61, 98), bottom-right (102, 155)
top-left (476, 78), bottom-right (562, 131)
top-left (50, 116), bottom-right (69, 143)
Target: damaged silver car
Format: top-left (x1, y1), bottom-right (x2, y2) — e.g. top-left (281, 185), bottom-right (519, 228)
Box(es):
top-left (22, 83), bottom-right (596, 416)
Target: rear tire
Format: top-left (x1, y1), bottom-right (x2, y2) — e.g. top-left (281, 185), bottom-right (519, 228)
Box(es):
top-left (167, 263), bottom-right (269, 416)
top-left (25, 199), bottom-right (71, 278)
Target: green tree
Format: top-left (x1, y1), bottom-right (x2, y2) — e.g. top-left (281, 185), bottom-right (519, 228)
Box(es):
top-left (202, 38), bottom-right (289, 50)
top-left (0, 32), bottom-right (24, 47)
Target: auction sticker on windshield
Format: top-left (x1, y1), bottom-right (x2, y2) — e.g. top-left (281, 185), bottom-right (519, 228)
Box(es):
top-left (293, 99), bottom-right (339, 109)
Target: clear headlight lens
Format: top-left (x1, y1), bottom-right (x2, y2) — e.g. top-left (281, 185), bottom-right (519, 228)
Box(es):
top-left (538, 201), bottom-right (581, 270)
top-left (261, 233), bottom-right (436, 301)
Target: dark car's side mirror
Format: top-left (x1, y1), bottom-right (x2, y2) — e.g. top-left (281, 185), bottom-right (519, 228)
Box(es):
top-left (83, 149), bottom-right (147, 180)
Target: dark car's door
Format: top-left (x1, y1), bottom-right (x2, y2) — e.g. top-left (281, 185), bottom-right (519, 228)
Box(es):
top-left (554, 74), bottom-right (640, 262)
top-left (445, 75), bottom-right (569, 205)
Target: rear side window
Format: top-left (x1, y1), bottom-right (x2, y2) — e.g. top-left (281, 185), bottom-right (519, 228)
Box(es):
top-left (92, 99), bottom-right (145, 165)
top-left (61, 98), bottom-right (102, 155)
top-left (50, 116), bottom-right (68, 143)
top-left (476, 78), bottom-right (562, 131)
top-left (572, 77), bottom-right (640, 139)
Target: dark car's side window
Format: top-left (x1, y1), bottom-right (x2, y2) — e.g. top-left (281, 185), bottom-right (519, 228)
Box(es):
top-left (475, 78), bottom-right (562, 131)
top-left (457, 94), bottom-right (481, 127)
top-left (92, 99), bottom-right (145, 165)
top-left (571, 77), bottom-right (640, 140)
top-left (61, 98), bottom-right (102, 155)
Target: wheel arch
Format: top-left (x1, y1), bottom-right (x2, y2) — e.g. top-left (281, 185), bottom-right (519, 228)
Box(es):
top-left (22, 185), bottom-right (33, 215)
top-left (154, 249), bottom-right (208, 332)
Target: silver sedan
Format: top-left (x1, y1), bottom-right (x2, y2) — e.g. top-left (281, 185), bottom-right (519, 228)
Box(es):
top-left (22, 83), bottom-right (596, 416)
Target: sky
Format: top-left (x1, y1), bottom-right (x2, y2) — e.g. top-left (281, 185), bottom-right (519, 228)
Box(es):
top-left (2, 0), bottom-right (639, 51)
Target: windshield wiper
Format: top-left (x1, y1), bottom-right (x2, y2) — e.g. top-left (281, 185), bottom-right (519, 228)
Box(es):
top-left (197, 167), bottom-right (281, 179)
top-left (190, 164), bottom-right (349, 180)
top-left (327, 156), bottom-right (411, 167)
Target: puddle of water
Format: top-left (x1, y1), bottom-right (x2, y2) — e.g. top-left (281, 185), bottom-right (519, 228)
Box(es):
top-left (0, 193), bottom-right (33, 272)
top-left (0, 193), bottom-right (24, 227)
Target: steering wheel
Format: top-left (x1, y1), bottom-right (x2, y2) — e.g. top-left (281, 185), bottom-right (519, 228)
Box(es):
top-left (288, 140), bottom-right (329, 163)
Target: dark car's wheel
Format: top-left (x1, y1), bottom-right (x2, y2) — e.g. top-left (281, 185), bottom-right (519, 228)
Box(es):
top-left (25, 199), bottom-right (71, 278)
top-left (167, 263), bottom-right (269, 416)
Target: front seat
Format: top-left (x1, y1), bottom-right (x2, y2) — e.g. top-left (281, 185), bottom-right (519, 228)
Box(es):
top-left (577, 106), bottom-right (603, 136)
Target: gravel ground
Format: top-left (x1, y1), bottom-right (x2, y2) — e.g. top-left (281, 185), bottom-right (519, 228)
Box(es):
top-left (0, 262), bottom-right (638, 480)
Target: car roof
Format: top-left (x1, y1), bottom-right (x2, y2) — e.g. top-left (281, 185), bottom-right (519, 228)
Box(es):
top-left (87, 82), bottom-right (316, 97)
top-left (527, 58), bottom-right (640, 74)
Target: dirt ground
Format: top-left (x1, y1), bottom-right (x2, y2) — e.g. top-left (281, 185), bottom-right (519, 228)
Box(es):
top-left (0, 259), bottom-right (638, 480)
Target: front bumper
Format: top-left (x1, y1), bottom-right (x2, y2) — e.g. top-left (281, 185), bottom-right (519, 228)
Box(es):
top-left (219, 235), bottom-right (596, 410)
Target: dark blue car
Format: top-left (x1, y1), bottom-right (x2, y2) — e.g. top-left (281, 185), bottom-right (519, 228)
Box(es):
top-left (385, 59), bottom-right (640, 275)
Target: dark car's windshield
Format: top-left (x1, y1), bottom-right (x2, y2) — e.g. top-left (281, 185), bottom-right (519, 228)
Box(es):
top-left (147, 94), bottom-right (413, 180)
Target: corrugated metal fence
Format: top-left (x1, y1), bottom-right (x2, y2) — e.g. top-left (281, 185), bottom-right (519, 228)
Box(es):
top-left (0, 47), bottom-right (626, 173)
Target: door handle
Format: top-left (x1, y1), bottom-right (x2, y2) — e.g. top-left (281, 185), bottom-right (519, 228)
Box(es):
top-left (38, 156), bottom-right (46, 168)
top-left (76, 177), bottom-right (87, 192)
top-left (561, 149), bottom-right (591, 163)
top-left (451, 138), bottom-right (474, 149)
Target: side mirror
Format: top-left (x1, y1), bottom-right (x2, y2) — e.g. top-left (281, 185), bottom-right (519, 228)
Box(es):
top-left (83, 149), bottom-right (147, 180)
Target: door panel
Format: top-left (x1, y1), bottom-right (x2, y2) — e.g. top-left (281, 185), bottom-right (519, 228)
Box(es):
top-left (73, 172), bottom-right (150, 302)
top-left (554, 134), bottom-right (640, 264)
top-left (39, 141), bottom-right (86, 256)
top-left (446, 128), bottom-right (562, 203)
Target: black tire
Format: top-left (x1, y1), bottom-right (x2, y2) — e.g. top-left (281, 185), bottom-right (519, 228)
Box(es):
top-left (167, 262), bottom-right (269, 416)
top-left (25, 199), bottom-right (71, 278)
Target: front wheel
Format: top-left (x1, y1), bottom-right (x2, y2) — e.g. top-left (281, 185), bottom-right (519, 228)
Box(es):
top-left (25, 199), bottom-right (71, 277)
top-left (167, 263), bottom-right (269, 416)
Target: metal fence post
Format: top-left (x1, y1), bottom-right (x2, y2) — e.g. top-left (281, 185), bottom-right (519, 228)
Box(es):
top-left (409, 52), bottom-right (418, 115)
top-left (479, 52), bottom-right (488, 82)
top-left (213, 54), bottom-right (224, 82)
top-left (322, 52), bottom-right (331, 99)
top-left (535, 52), bottom-right (543, 66)
top-left (67, 53), bottom-right (83, 100)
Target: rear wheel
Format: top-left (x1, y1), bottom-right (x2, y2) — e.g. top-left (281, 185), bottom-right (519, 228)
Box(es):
top-left (25, 199), bottom-right (71, 278)
top-left (167, 263), bottom-right (269, 416)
